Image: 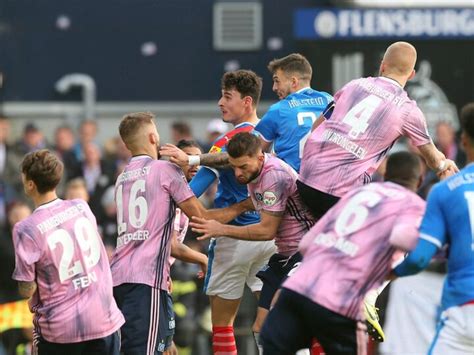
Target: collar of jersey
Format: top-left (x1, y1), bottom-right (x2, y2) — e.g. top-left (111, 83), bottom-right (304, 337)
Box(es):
top-left (295, 87), bottom-right (311, 94)
top-left (379, 76), bottom-right (403, 89)
top-left (130, 154), bottom-right (153, 162)
top-left (35, 198), bottom-right (62, 212)
top-left (235, 121), bottom-right (256, 129)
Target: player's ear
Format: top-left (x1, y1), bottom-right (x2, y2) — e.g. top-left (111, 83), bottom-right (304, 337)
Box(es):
top-left (408, 69), bottom-right (416, 81)
top-left (244, 95), bottom-right (253, 108)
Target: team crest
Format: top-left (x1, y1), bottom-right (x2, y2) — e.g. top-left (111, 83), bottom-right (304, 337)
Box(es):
top-left (263, 191), bottom-right (277, 206)
top-left (209, 145), bottom-right (222, 154)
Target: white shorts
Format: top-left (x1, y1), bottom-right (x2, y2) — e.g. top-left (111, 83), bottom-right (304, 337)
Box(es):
top-left (204, 237), bottom-right (276, 300)
top-left (429, 303), bottom-right (474, 355)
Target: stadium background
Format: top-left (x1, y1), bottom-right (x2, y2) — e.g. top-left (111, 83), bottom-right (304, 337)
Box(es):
top-left (0, 0), bottom-right (472, 354)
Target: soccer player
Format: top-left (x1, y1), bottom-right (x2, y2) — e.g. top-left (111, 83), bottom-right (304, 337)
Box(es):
top-left (393, 103), bottom-right (474, 354)
top-left (11, 150), bottom-right (125, 355)
top-left (169, 139), bottom-right (207, 273)
top-left (255, 53), bottom-right (332, 172)
top-left (190, 132), bottom-right (314, 353)
top-left (111, 112), bottom-right (251, 355)
top-left (298, 41), bottom-right (458, 222)
top-left (260, 151), bottom-right (426, 354)
top-left (161, 54), bottom-right (331, 174)
top-left (163, 71), bottom-right (276, 354)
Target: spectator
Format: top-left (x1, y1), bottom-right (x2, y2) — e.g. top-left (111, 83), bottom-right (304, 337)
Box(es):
top-left (0, 202), bottom-right (33, 355)
top-left (73, 120), bottom-right (98, 161)
top-left (435, 121), bottom-right (466, 168)
top-left (12, 123), bottom-right (47, 155)
top-left (53, 125), bottom-right (80, 180)
top-left (70, 142), bottom-right (115, 220)
top-left (201, 118), bottom-right (229, 152)
top-left (64, 178), bottom-right (90, 202)
top-left (171, 121), bottom-right (193, 144)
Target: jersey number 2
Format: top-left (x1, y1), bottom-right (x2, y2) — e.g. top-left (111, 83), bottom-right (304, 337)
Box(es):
top-left (47, 217), bottom-right (101, 282)
top-left (297, 112), bottom-right (317, 158)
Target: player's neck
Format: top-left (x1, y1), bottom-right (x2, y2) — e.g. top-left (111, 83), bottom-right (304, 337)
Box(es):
top-left (233, 111), bottom-right (259, 127)
top-left (131, 147), bottom-right (157, 160)
top-left (380, 74), bottom-right (406, 88)
top-left (33, 191), bottom-right (58, 209)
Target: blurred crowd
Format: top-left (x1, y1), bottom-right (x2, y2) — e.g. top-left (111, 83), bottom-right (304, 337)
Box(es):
top-left (0, 115), bottom-right (466, 355)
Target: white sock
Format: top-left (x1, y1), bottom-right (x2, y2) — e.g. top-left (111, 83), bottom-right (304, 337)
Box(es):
top-left (365, 280), bottom-right (391, 306)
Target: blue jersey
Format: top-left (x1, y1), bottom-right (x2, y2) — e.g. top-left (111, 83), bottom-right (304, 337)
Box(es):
top-left (190, 122), bottom-right (260, 226)
top-left (417, 164), bottom-right (474, 309)
top-left (255, 88), bottom-right (332, 172)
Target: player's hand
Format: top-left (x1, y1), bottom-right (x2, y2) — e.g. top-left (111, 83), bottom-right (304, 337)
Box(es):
top-left (190, 216), bottom-right (222, 240)
top-left (159, 144), bottom-right (189, 167)
top-left (163, 341), bottom-right (178, 355)
top-left (437, 160), bottom-right (458, 180)
top-left (198, 260), bottom-right (208, 279)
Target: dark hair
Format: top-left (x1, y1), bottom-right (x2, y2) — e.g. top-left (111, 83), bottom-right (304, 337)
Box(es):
top-left (177, 139), bottom-right (201, 151)
top-left (384, 151), bottom-right (421, 188)
top-left (461, 103), bottom-right (474, 140)
top-left (171, 122), bottom-right (192, 136)
top-left (21, 149), bottom-right (64, 193)
top-left (221, 70), bottom-right (263, 107)
top-left (119, 112), bottom-right (155, 146)
top-left (227, 132), bottom-right (261, 158)
top-left (268, 53), bottom-right (312, 82)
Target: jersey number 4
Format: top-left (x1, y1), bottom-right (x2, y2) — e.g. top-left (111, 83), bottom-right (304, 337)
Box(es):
top-left (342, 95), bottom-right (382, 139)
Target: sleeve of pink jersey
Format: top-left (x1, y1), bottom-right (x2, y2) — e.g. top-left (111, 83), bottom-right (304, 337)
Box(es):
top-left (402, 106), bottom-right (432, 146)
top-left (260, 170), bottom-right (291, 214)
top-left (164, 163), bottom-right (195, 204)
top-left (389, 206), bottom-right (424, 251)
top-left (11, 224), bottom-right (41, 282)
top-left (173, 209), bottom-right (181, 232)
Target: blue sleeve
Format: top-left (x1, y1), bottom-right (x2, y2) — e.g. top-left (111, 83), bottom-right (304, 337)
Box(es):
top-left (255, 105), bottom-right (279, 142)
top-left (189, 167), bottom-right (217, 198)
top-left (418, 185), bottom-right (447, 248)
top-left (393, 238), bottom-right (439, 276)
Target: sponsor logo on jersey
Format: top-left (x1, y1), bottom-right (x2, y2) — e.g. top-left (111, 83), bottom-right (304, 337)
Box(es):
top-left (263, 191), bottom-right (277, 206)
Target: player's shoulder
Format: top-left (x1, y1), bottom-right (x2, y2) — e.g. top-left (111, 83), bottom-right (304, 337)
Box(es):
top-left (263, 101), bottom-right (281, 117)
top-left (262, 155), bottom-right (295, 180)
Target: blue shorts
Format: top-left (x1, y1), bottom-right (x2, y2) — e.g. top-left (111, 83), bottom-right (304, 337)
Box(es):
top-left (35, 331), bottom-right (120, 355)
top-left (256, 252), bottom-right (302, 310)
top-left (113, 284), bottom-right (175, 355)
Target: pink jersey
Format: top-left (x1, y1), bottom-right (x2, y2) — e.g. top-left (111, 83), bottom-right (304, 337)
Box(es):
top-left (169, 208), bottom-right (190, 266)
top-left (249, 154), bottom-right (314, 256)
top-left (300, 76), bottom-right (431, 197)
top-left (284, 182), bottom-right (425, 320)
top-left (111, 156), bottom-right (194, 290)
top-left (12, 199), bottom-right (124, 343)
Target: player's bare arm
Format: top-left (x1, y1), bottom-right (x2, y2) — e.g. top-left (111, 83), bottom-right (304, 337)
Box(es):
top-left (178, 196), bottom-right (253, 224)
top-left (18, 281), bottom-right (37, 299)
top-left (160, 144), bottom-right (230, 169)
top-left (311, 114), bottom-right (326, 132)
top-left (417, 142), bottom-right (459, 178)
top-left (191, 210), bottom-right (282, 241)
top-left (170, 231), bottom-right (208, 278)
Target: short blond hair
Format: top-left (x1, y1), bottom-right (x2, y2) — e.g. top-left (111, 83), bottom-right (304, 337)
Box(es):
top-left (119, 112), bottom-right (155, 148)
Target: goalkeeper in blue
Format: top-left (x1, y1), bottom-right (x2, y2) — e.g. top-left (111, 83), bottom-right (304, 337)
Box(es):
top-left (393, 103), bottom-right (474, 355)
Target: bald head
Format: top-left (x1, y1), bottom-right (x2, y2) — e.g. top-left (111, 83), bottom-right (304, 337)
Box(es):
top-left (380, 42), bottom-right (417, 79)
